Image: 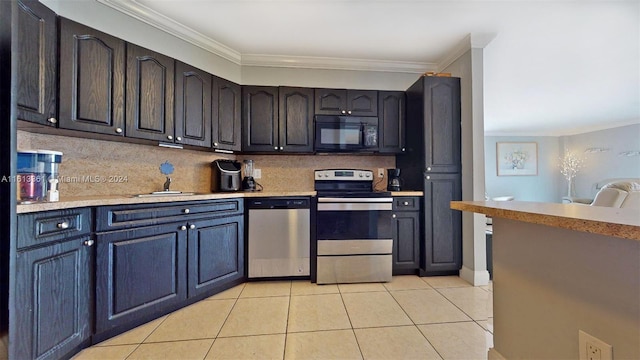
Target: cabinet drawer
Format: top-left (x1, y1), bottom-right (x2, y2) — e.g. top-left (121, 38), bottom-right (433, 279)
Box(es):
top-left (96, 199), bottom-right (243, 232)
top-left (393, 197), bottom-right (420, 211)
top-left (17, 208), bottom-right (92, 249)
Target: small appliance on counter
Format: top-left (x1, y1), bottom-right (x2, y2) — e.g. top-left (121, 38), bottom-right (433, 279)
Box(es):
top-left (387, 168), bottom-right (403, 191)
top-left (242, 159), bottom-right (258, 191)
top-left (17, 150), bottom-right (62, 203)
top-left (212, 159), bottom-right (241, 192)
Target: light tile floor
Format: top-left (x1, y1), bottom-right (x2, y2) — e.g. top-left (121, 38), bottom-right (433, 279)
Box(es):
top-left (74, 276), bottom-right (493, 360)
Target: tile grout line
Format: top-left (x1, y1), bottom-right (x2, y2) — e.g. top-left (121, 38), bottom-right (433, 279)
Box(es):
top-left (337, 284), bottom-right (366, 359)
top-left (385, 281), bottom-right (446, 360)
top-left (201, 283), bottom-right (246, 360)
top-left (282, 281), bottom-right (293, 360)
top-left (122, 312), bottom-right (172, 360)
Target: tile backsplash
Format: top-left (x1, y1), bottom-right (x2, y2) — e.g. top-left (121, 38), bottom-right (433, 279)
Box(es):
top-left (18, 131), bottom-right (396, 197)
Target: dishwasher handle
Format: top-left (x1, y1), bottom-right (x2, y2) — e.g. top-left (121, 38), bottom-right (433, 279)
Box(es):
top-left (246, 197), bottom-right (310, 209)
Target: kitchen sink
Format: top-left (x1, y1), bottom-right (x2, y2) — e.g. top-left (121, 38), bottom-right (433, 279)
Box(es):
top-left (133, 191), bottom-right (196, 197)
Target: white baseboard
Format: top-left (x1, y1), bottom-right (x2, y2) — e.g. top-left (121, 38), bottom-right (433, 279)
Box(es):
top-left (488, 348), bottom-right (507, 360)
top-left (459, 265), bottom-right (490, 286)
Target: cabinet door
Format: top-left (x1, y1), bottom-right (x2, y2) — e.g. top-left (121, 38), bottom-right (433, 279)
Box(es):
top-left (17, 0), bottom-right (57, 126)
top-left (422, 173), bottom-right (462, 275)
top-left (347, 90), bottom-right (378, 116)
top-left (378, 91), bottom-right (406, 154)
top-left (187, 215), bottom-right (244, 298)
top-left (279, 87), bottom-right (314, 153)
top-left (13, 238), bottom-right (91, 360)
top-left (59, 18), bottom-right (125, 136)
top-left (212, 77), bottom-right (241, 151)
top-left (423, 77), bottom-right (461, 173)
top-left (95, 224), bottom-right (187, 334)
top-left (314, 88), bottom-right (347, 115)
top-left (175, 61), bottom-right (211, 147)
top-left (125, 43), bottom-right (175, 142)
top-left (242, 86), bottom-right (279, 152)
top-left (392, 211), bottom-right (420, 274)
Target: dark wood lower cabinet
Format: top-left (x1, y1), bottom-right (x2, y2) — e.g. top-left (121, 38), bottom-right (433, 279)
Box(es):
top-left (188, 215), bottom-right (244, 297)
top-left (94, 199), bottom-right (245, 339)
top-left (392, 197), bottom-right (420, 275)
top-left (421, 173), bottom-right (462, 275)
top-left (95, 223), bottom-right (188, 334)
top-left (13, 237), bottom-right (92, 360)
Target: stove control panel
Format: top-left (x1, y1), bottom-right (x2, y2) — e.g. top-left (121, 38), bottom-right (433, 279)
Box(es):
top-left (315, 169), bottom-right (373, 181)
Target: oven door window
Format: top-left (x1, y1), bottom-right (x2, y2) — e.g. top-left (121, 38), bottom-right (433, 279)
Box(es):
top-left (317, 209), bottom-right (391, 240)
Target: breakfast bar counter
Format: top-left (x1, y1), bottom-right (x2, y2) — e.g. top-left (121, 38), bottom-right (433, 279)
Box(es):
top-left (451, 201), bottom-right (640, 359)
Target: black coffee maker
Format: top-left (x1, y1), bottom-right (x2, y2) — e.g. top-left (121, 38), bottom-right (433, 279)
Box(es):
top-left (387, 168), bottom-right (402, 191)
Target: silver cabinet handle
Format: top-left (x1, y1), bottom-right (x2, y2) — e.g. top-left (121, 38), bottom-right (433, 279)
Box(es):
top-left (180, 225), bottom-right (187, 231)
top-left (403, 201), bottom-right (409, 206)
top-left (176, 136), bottom-right (182, 141)
top-left (167, 135), bottom-right (173, 140)
top-left (279, 146), bottom-right (283, 150)
top-left (347, 110), bottom-right (352, 115)
top-left (57, 221), bottom-right (69, 229)
top-left (426, 176), bottom-right (431, 180)
top-left (341, 110), bottom-right (346, 114)
top-left (274, 146), bottom-right (278, 150)
top-left (115, 127), bottom-right (123, 134)
top-left (213, 142), bottom-right (218, 146)
top-left (83, 239), bottom-right (94, 247)
top-left (183, 209), bottom-right (190, 214)
top-left (392, 214), bottom-right (397, 218)
top-left (427, 167), bottom-right (431, 171)
top-left (189, 224), bottom-right (196, 230)
top-left (401, 148), bottom-right (406, 152)
top-left (47, 117), bottom-right (57, 124)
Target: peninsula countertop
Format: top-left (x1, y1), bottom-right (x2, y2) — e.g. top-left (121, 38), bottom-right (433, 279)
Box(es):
top-left (451, 200), bottom-right (640, 241)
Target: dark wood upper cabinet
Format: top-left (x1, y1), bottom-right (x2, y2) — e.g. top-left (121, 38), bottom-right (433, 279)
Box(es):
top-left (423, 77), bottom-right (461, 173)
top-left (242, 86), bottom-right (279, 152)
top-left (378, 91), bottom-right (406, 154)
top-left (17, 0), bottom-right (57, 126)
top-left (125, 43), bottom-right (175, 142)
top-left (175, 61), bottom-right (211, 147)
top-left (315, 89), bottom-right (377, 116)
top-left (212, 77), bottom-right (241, 151)
top-left (278, 87), bottom-right (314, 153)
top-left (59, 18), bottom-right (125, 136)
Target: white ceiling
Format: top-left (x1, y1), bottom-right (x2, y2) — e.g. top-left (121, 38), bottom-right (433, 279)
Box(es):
top-left (99, 0), bottom-right (639, 136)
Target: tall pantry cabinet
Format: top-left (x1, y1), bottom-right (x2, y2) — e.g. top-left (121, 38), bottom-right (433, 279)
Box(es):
top-left (396, 76), bottom-right (462, 276)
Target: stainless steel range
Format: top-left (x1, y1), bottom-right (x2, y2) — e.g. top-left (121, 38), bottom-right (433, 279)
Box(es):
top-left (314, 169), bottom-right (393, 284)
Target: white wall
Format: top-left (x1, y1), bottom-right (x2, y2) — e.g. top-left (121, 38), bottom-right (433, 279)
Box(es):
top-left (241, 66), bottom-right (419, 90)
top-left (561, 124), bottom-right (640, 198)
top-left (485, 136), bottom-right (562, 202)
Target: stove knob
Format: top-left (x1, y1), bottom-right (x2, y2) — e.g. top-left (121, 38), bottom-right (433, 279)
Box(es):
top-left (325, 174), bottom-right (330, 178)
top-left (365, 173), bottom-right (371, 178)
top-left (359, 173), bottom-right (363, 177)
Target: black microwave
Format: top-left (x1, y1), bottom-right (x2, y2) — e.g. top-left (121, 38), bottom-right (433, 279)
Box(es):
top-left (314, 116), bottom-right (378, 152)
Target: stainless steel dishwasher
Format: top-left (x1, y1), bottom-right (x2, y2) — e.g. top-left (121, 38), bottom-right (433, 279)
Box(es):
top-left (247, 197), bottom-right (311, 278)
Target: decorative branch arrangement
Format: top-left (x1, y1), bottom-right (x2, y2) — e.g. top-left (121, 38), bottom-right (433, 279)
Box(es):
top-left (559, 152), bottom-right (585, 196)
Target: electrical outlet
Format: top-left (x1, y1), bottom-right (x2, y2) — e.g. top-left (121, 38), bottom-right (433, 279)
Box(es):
top-left (579, 330), bottom-right (613, 360)
top-left (253, 168), bottom-right (261, 179)
top-left (377, 168), bottom-right (385, 178)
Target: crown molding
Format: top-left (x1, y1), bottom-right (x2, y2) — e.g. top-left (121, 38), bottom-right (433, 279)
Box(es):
top-left (437, 33), bottom-right (496, 72)
top-left (96, 0), bottom-right (242, 64)
top-left (241, 54), bottom-right (435, 73)
top-left (96, 0), bottom-right (435, 73)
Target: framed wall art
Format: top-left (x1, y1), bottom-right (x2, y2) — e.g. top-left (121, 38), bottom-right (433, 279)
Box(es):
top-left (496, 142), bottom-right (538, 176)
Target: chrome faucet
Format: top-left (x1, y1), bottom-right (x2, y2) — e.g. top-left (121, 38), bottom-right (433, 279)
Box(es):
top-left (163, 176), bottom-right (172, 191)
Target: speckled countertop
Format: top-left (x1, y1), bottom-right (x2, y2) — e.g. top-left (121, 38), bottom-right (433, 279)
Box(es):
top-left (451, 201), bottom-right (640, 241)
top-left (16, 191), bottom-right (317, 214)
top-left (17, 190), bottom-right (423, 214)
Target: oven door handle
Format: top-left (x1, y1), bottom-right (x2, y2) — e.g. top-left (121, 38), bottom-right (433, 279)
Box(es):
top-left (318, 203), bottom-right (392, 211)
top-left (317, 197), bottom-right (393, 203)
